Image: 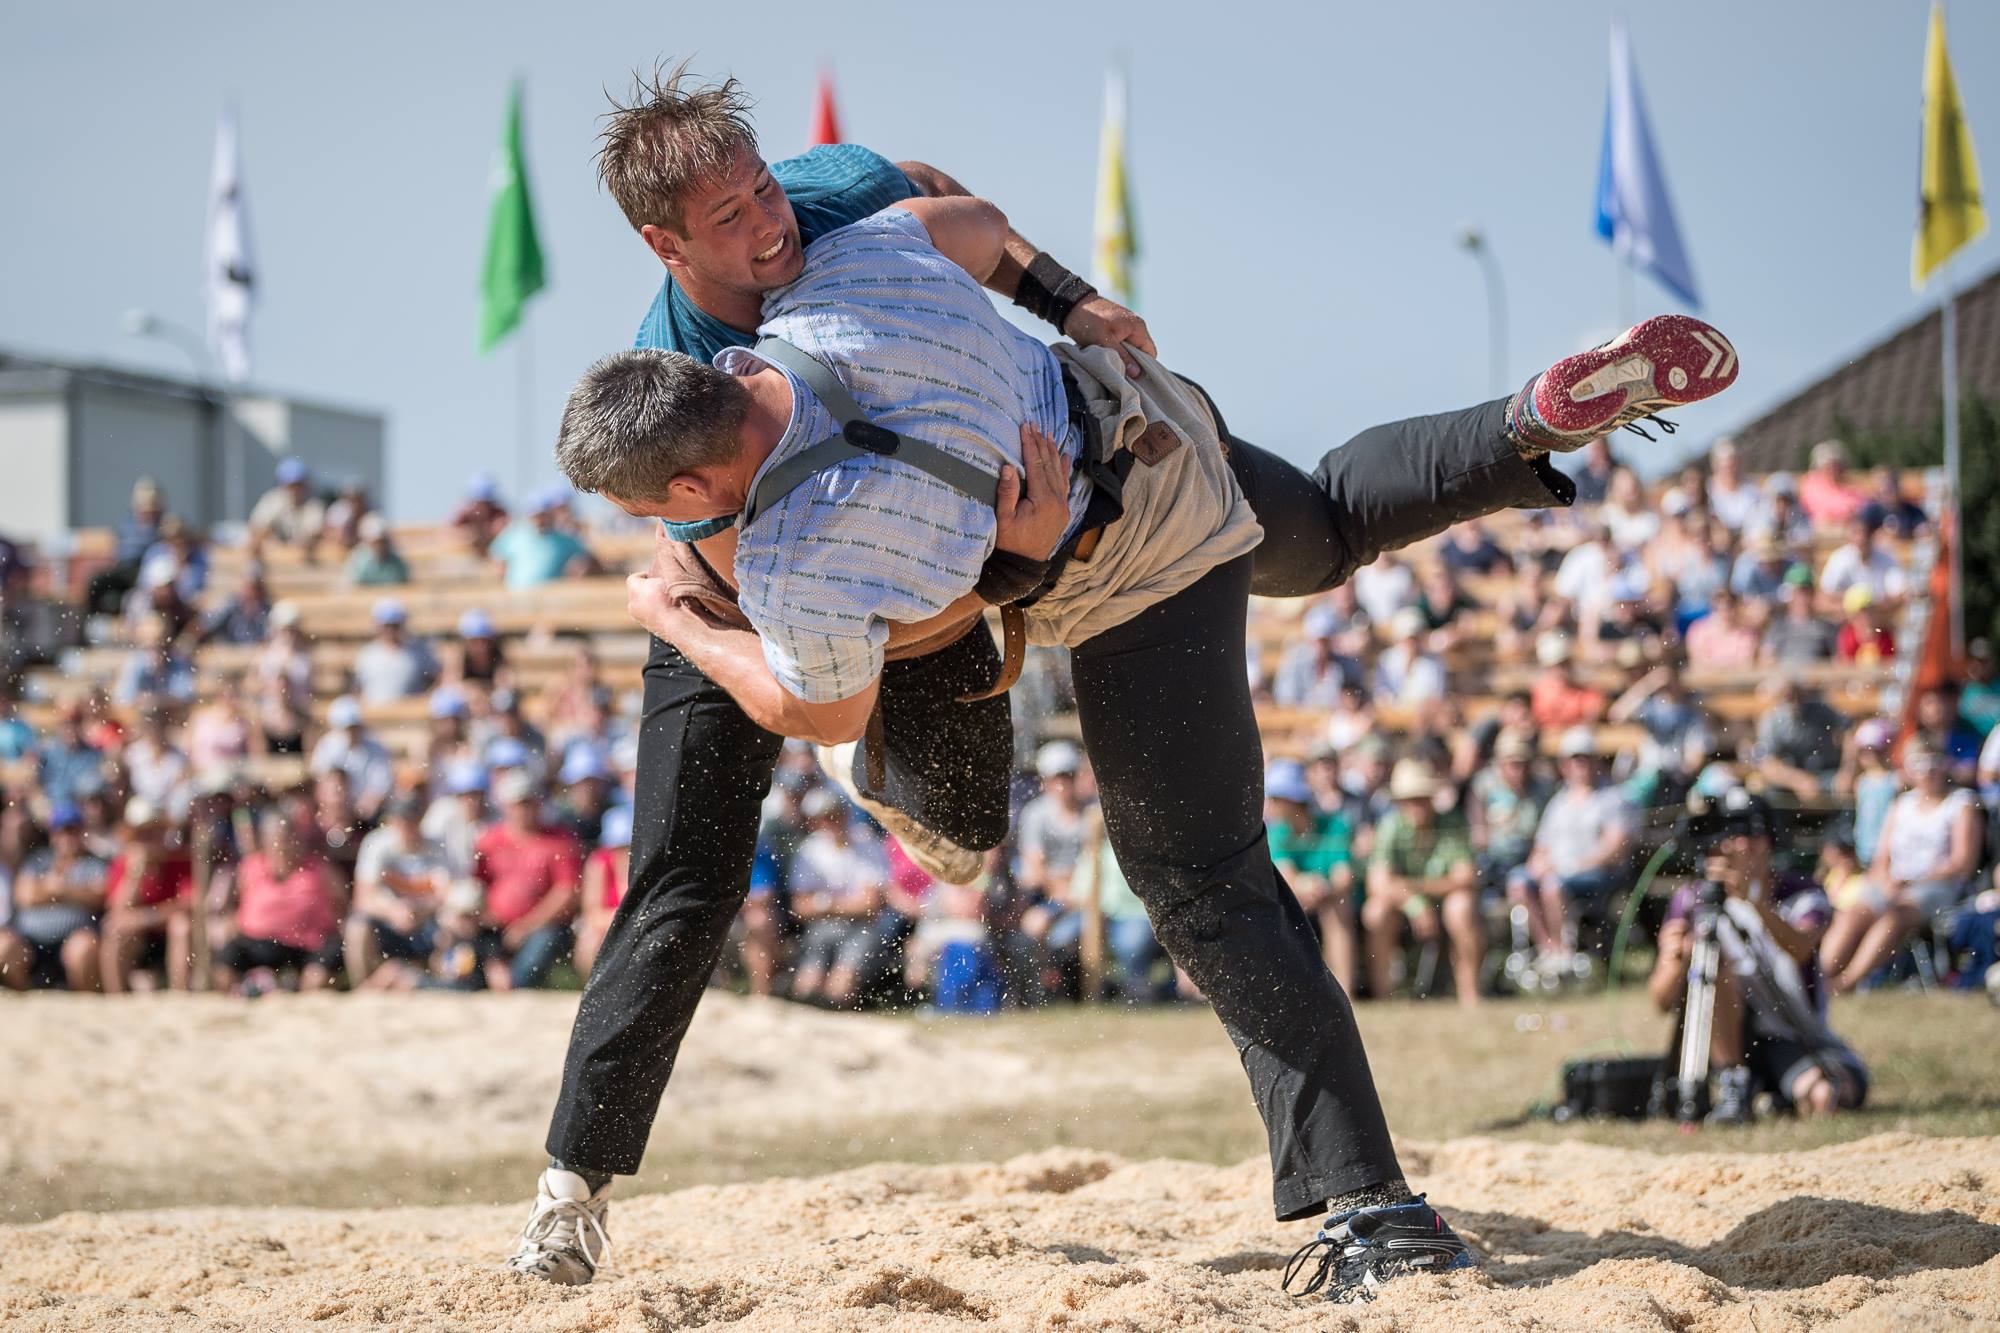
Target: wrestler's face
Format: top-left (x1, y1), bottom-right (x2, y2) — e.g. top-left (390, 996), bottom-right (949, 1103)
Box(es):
top-left (647, 147), bottom-right (803, 297)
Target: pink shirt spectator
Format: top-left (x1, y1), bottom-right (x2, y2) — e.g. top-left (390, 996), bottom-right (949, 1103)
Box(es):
top-left (1685, 614), bottom-right (1761, 668)
top-left (235, 853), bottom-right (337, 949)
top-left (475, 824), bottom-right (583, 926)
top-left (188, 707), bottom-right (253, 769)
top-left (1798, 470), bottom-right (1866, 530)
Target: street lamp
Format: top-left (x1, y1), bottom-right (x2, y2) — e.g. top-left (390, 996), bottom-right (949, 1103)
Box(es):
top-left (123, 309), bottom-right (243, 524)
top-left (1458, 229), bottom-right (1509, 399)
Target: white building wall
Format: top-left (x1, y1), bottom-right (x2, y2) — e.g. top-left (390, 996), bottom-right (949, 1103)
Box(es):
top-left (0, 393), bottom-right (69, 543)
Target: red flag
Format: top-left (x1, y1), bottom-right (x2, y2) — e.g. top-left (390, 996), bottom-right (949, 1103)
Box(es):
top-left (808, 69), bottom-right (841, 146)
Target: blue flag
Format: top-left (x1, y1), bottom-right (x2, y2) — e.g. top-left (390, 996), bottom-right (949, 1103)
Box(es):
top-left (1594, 23), bottom-right (1700, 308)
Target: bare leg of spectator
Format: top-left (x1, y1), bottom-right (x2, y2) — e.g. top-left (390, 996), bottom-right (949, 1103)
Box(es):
top-left (738, 897), bottom-right (780, 997)
top-left (1708, 970), bottom-right (1746, 1067)
top-left (61, 929), bottom-right (102, 993)
top-left (1830, 903), bottom-right (1921, 994)
top-left (100, 918), bottom-right (147, 994)
top-left (165, 914), bottom-right (193, 991)
top-left (299, 961), bottom-right (336, 992)
top-left (1536, 879), bottom-right (1572, 959)
top-left (1818, 905), bottom-right (1877, 982)
top-left (1360, 883), bottom-right (1407, 1000)
top-left (0, 930), bottom-right (32, 990)
top-left (1440, 886), bottom-right (1484, 1008)
top-left (344, 916), bottom-right (381, 989)
top-left (1507, 878), bottom-right (1555, 957)
top-left (1316, 901), bottom-right (1358, 997)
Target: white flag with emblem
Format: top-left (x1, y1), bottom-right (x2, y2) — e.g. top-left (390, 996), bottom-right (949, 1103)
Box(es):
top-left (205, 104), bottom-right (256, 382)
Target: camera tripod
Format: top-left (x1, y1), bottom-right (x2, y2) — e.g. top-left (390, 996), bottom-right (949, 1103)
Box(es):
top-left (1672, 881), bottom-right (1726, 1123)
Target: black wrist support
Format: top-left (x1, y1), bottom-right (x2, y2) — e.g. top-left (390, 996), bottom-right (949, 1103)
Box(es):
top-left (1014, 252), bottom-right (1097, 334)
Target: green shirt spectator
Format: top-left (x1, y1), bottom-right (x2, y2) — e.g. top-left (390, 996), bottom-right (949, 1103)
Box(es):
top-left (1371, 807), bottom-right (1475, 893)
top-left (1268, 810), bottom-right (1354, 882)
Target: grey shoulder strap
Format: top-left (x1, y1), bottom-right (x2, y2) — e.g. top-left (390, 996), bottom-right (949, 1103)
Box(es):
top-left (743, 336), bottom-right (1000, 527)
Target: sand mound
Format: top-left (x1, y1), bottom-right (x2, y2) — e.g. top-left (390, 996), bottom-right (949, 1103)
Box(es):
top-left (6, 1134), bottom-right (1998, 1331)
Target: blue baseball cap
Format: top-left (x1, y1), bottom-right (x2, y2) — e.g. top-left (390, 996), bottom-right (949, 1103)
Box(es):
top-left (599, 803), bottom-right (633, 850)
top-left (275, 458), bottom-right (309, 485)
top-left (46, 802), bottom-right (84, 831)
top-left (428, 688), bottom-right (469, 720)
top-left (559, 746), bottom-right (610, 786)
top-left (1264, 760), bottom-right (1313, 806)
top-left (466, 471), bottom-right (501, 503)
top-left (443, 761), bottom-right (489, 796)
top-left (485, 736), bottom-right (529, 769)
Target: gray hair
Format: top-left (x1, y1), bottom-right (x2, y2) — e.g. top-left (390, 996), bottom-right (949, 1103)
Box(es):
top-left (554, 349), bottom-right (750, 500)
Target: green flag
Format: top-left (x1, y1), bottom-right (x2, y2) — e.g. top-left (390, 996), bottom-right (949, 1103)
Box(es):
top-left (479, 81), bottom-right (546, 352)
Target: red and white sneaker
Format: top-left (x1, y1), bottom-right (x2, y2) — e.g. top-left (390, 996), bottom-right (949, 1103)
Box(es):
top-left (1507, 314), bottom-right (1738, 452)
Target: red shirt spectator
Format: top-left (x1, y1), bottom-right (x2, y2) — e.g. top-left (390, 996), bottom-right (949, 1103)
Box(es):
top-left (1837, 619), bottom-right (1897, 664)
top-left (1798, 442), bottom-right (1868, 530)
top-left (235, 851), bottom-right (339, 950)
top-left (475, 822), bottom-right (583, 927)
top-left (1530, 674), bottom-right (1606, 732)
top-left (106, 849), bottom-right (193, 908)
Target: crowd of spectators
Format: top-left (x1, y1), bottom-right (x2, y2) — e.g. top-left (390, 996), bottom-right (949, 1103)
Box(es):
top-left (2, 438), bottom-right (1997, 1016)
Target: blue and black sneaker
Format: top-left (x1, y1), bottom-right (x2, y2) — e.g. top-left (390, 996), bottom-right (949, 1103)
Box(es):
top-left (1281, 1195), bottom-right (1477, 1302)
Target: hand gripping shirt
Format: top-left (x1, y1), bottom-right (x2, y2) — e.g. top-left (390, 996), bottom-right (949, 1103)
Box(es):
top-left (725, 207), bottom-right (1090, 702)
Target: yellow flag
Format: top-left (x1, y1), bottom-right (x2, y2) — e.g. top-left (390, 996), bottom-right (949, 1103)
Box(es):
top-left (1914, 2), bottom-right (1987, 289)
top-left (1092, 68), bottom-right (1139, 309)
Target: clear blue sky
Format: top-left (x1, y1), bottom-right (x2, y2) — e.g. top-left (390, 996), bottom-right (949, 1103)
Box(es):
top-left (4, 0), bottom-right (1995, 516)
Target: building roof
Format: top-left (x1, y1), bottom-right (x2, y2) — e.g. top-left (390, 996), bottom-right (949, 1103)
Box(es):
top-left (1731, 262), bottom-right (2000, 472)
top-left (0, 345), bottom-right (381, 422)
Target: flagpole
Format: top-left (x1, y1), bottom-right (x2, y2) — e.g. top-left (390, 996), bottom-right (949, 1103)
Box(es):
top-left (1941, 259), bottom-right (1964, 659)
top-left (518, 310), bottom-right (534, 498)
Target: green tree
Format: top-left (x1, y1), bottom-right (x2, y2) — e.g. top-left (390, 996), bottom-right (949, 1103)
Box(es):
top-left (1838, 392), bottom-right (2000, 647)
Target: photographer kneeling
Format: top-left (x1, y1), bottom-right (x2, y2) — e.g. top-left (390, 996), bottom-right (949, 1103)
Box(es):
top-left (1648, 789), bottom-right (1869, 1123)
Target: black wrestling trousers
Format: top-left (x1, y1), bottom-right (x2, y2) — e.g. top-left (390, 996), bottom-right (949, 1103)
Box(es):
top-left (544, 626), bottom-right (1012, 1175)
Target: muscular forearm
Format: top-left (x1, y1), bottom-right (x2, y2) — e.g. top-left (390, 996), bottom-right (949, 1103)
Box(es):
top-left (671, 612), bottom-right (875, 744)
top-left (899, 160), bottom-right (1036, 301)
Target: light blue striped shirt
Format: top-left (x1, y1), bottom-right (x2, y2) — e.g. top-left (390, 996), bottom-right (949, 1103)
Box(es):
top-left (724, 208), bottom-right (1090, 703)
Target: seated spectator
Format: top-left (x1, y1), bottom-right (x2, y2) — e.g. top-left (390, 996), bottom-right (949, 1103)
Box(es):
top-left (1747, 475), bottom-right (1813, 549)
top-left (1016, 742), bottom-right (1092, 914)
top-left (309, 767), bottom-right (373, 892)
top-left (1599, 469), bottom-right (1661, 551)
top-left (87, 478), bottom-right (166, 614)
top-left (1818, 509), bottom-right (1909, 616)
top-left (1835, 588), bottom-right (1897, 664)
top-left (1761, 572), bottom-right (1836, 664)
top-left (544, 641), bottom-right (612, 747)
top-left (552, 746), bottom-right (613, 843)
top-left (1729, 534), bottom-right (1793, 603)
top-left (114, 615), bottom-right (196, 706)
top-left (451, 608), bottom-right (508, 688)
top-left (473, 772), bottom-right (583, 990)
top-left (1705, 438), bottom-right (1765, 534)
top-left (1797, 440), bottom-right (1868, 530)
top-left (1959, 640), bottom-right (2000, 738)
top-left (1467, 732), bottom-right (1549, 894)
top-left (121, 551), bottom-right (196, 642)
top-left (247, 457), bottom-right (328, 559)
top-left (422, 689), bottom-right (478, 777)
top-left (1866, 470), bottom-right (1927, 539)
top-left (1609, 659), bottom-right (1709, 788)
top-left (1824, 738), bottom-right (1981, 994)
top-left (137, 514), bottom-right (210, 605)
top-left (423, 760), bottom-right (490, 876)
top-left (1685, 588), bottom-right (1760, 669)
top-left (308, 696), bottom-right (396, 820)
top-left (1322, 684), bottom-right (1378, 753)
top-left (1914, 685), bottom-right (1982, 784)
top-left (575, 805), bottom-right (632, 978)
top-left (196, 567), bottom-right (274, 645)
top-left (1271, 615), bottom-right (1356, 708)
top-left (345, 514), bottom-right (411, 587)
top-left (352, 598), bottom-right (439, 703)
top-left (1842, 718), bottom-right (1901, 868)
top-left (35, 699), bottom-right (106, 808)
top-left (1373, 607), bottom-right (1447, 706)
top-left (1512, 728), bottom-right (1633, 976)
top-left (250, 605), bottom-right (314, 755)
top-left (1365, 758), bottom-right (1481, 1005)
top-left (1554, 524), bottom-right (1617, 618)
top-left (477, 689), bottom-right (550, 784)
top-left (1264, 759), bottom-right (1358, 994)
top-left (1648, 789), bottom-right (1866, 1121)
top-left (1045, 837), bottom-right (1172, 1004)
top-left (122, 700), bottom-right (191, 817)
top-left (184, 676), bottom-right (256, 773)
top-left (214, 808), bottom-right (343, 993)
top-left (1439, 520), bottom-right (1510, 576)
top-left (788, 788), bottom-right (895, 1007)
top-left (905, 868), bottom-right (1004, 1012)
top-left (1529, 632), bottom-right (1606, 731)
top-left (490, 488), bottom-right (598, 588)
top-left (1569, 437), bottom-right (1615, 505)
top-left (323, 481), bottom-right (374, 556)
top-left (345, 792), bottom-right (453, 989)
top-left (99, 799), bottom-right (195, 993)
top-left (451, 472), bottom-right (511, 557)
top-left (1353, 548), bottom-right (1417, 626)
top-left (0, 804), bottom-right (107, 990)
top-left (1415, 564), bottom-right (1478, 649)
top-left (1753, 677), bottom-right (1846, 799)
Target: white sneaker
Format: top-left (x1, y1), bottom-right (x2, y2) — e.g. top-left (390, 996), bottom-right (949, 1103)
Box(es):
top-left (506, 1169), bottom-right (612, 1285)
top-left (815, 741), bottom-right (983, 884)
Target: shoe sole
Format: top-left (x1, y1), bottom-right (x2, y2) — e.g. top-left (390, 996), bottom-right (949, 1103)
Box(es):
top-left (1536, 314), bottom-right (1738, 438)
top-left (815, 742), bottom-right (985, 884)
